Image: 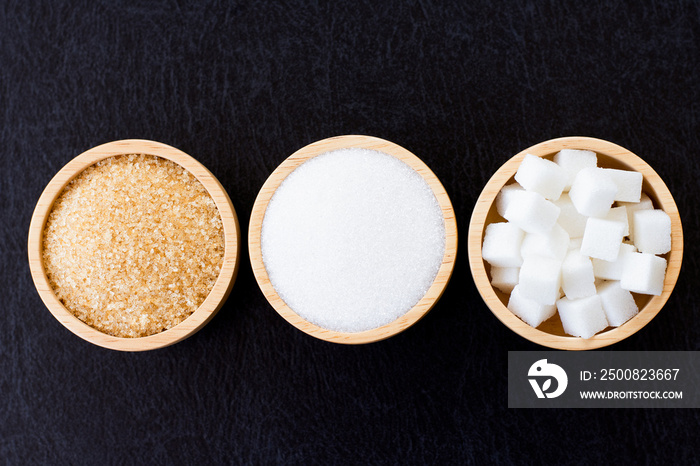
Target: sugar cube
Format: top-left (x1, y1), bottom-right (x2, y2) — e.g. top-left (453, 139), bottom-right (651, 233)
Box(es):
top-left (603, 206), bottom-right (629, 237)
top-left (514, 154), bottom-right (567, 200)
top-left (553, 149), bottom-right (597, 190)
top-left (518, 255), bottom-right (562, 305)
top-left (482, 222), bottom-right (524, 268)
top-left (569, 167), bottom-right (617, 217)
top-left (521, 224), bottom-right (570, 261)
top-left (619, 193), bottom-right (654, 241)
top-left (490, 267), bottom-right (520, 294)
top-left (507, 284), bottom-right (557, 328)
top-left (620, 252), bottom-right (667, 296)
top-left (554, 192), bottom-right (588, 238)
top-left (568, 236), bottom-right (583, 250)
top-left (602, 168), bottom-right (643, 203)
top-left (495, 183), bottom-right (524, 218)
top-left (592, 243), bottom-right (637, 280)
top-left (557, 295), bottom-right (609, 338)
top-left (503, 191), bottom-right (561, 234)
top-left (580, 217), bottom-right (626, 261)
top-left (633, 209), bottom-right (672, 254)
top-left (597, 280), bottom-right (639, 327)
top-left (561, 249), bottom-right (596, 299)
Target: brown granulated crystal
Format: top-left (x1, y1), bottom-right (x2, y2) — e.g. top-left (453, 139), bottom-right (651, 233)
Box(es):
top-left (42, 154), bottom-right (225, 338)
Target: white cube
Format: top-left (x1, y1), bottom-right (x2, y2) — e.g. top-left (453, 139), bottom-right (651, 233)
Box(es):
top-left (495, 183), bottom-right (524, 218)
top-left (603, 206), bottom-right (629, 237)
top-left (592, 243), bottom-right (637, 280)
top-left (569, 167), bottom-right (617, 217)
top-left (521, 224), bottom-right (570, 261)
top-left (619, 193), bottom-right (654, 241)
top-left (633, 209), bottom-right (672, 254)
top-left (602, 168), bottom-right (643, 203)
top-left (620, 252), bottom-right (667, 296)
top-left (490, 267), bottom-right (520, 294)
top-left (561, 249), bottom-right (596, 299)
top-left (568, 237), bottom-right (583, 250)
top-left (518, 255), bottom-right (562, 305)
top-left (597, 280), bottom-right (639, 327)
top-left (482, 222), bottom-right (524, 268)
top-left (554, 192), bottom-right (588, 238)
top-left (503, 191), bottom-right (561, 234)
top-left (508, 284), bottom-right (557, 328)
top-left (580, 217), bottom-right (626, 261)
top-left (553, 149), bottom-right (597, 191)
top-left (514, 154), bottom-right (567, 200)
top-left (557, 295), bottom-right (609, 339)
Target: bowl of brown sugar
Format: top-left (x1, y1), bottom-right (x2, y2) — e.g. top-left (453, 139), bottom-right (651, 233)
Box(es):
top-left (28, 140), bottom-right (240, 351)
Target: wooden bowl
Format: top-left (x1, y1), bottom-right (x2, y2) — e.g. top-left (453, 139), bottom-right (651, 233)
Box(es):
top-left (468, 137), bottom-right (683, 350)
top-left (249, 135), bottom-right (458, 344)
top-left (28, 139), bottom-right (240, 351)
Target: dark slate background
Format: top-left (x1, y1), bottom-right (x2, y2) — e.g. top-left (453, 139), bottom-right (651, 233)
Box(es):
top-left (2, 1), bottom-right (699, 464)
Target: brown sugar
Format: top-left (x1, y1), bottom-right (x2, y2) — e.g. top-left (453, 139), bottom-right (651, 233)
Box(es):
top-left (42, 154), bottom-right (225, 338)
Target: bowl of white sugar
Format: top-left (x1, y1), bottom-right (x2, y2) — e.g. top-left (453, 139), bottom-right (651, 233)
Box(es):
top-left (468, 137), bottom-right (683, 350)
top-left (28, 140), bottom-right (240, 351)
top-left (249, 135), bottom-right (457, 344)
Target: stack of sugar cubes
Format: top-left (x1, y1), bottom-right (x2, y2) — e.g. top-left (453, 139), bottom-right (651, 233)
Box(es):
top-left (482, 150), bottom-right (671, 338)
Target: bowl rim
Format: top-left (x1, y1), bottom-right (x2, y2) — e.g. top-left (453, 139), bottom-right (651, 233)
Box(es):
top-left (467, 136), bottom-right (683, 350)
top-left (27, 139), bottom-right (241, 351)
top-left (248, 134), bottom-right (458, 344)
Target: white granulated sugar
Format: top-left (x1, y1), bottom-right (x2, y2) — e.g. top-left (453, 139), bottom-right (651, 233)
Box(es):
top-left (261, 148), bottom-right (446, 333)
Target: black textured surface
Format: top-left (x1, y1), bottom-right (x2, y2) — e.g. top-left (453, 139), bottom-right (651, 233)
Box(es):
top-left (2, 1), bottom-right (699, 464)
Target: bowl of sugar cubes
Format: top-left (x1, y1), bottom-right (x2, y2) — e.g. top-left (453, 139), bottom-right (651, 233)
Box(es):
top-left (468, 136), bottom-right (683, 350)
